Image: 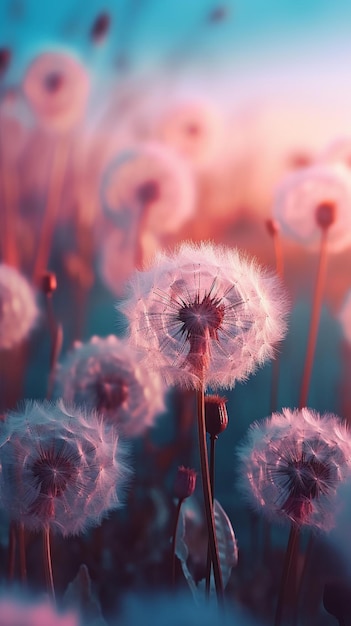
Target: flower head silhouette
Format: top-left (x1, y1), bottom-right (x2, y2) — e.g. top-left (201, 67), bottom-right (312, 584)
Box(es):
top-left (0, 400), bottom-right (131, 535)
top-left (273, 163), bottom-right (351, 252)
top-left (55, 335), bottom-right (165, 437)
top-left (238, 407), bottom-right (351, 530)
top-left (23, 51), bottom-right (90, 132)
top-left (119, 242), bottom-right (288, 389)
top-left (0, 264), bottom-right (39, 350)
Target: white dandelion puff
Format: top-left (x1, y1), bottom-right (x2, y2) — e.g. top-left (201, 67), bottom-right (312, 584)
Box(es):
top-left (119, 242), bottom-right (289, 389)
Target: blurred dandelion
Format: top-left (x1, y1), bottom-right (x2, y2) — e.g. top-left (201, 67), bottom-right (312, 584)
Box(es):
top-left (101, 143), bottom-right (195, 266)
top-left (55, 335), bottom-right (165, 437)
top-left (237, 407), bottom-right (351, 530)
top-left (0, 264), bottom-right (39, 350)
top-left (23, 51), bottom-right (90, 133)
top-left (154, 100), bottom-right (222, 167)
top-left (22, 51), bottom-right (91, 279)
top-left (273, 163), bottom-right (351, 253)
top-left (274, 163), bottom-right (351, 407)
top-left (120, 241), bottom-right (288, 389)
top-left (0, 595), bottom-right (79, 626)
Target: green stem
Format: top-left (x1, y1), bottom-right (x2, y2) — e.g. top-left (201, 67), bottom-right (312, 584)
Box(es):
top-left (197, 385), bottom-right (224, 603)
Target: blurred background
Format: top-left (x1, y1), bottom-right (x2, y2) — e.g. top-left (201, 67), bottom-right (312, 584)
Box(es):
top-left (2, 1), bottom-right (351, 624)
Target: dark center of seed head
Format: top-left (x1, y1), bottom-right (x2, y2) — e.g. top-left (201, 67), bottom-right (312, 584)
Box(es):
top-left (135, 179), bottom-right (160, 206)
top-left (184, 122), bottom-right (200, 137)
top-left (44, 71), bottom-right (64, 93)
top-left (281, 456), bottom-right (331, 522)
top-left (315, 201), bottom-right (336, 230)
top-left (95, 377), bottom-right (128, 412)
top-left (31, 448), bottom-right (77, 498)
top-left (178, 294), bottom-right (225, 342)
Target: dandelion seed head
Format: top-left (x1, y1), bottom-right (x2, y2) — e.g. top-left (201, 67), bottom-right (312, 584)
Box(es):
top-left (237, 407), bottom-right (351, 530)
top-left (273, 163), bottom-right (351, 252)
top-left (23, 51), bottom-right (90, 132)
top-left (101, 142), bottom-right (195, 234)
top-left (0, 264), bottom-right (39, 350)
top-left (0, 400), bottom-right (131, 536)
top-left (119, 242), bottom-right (289, 389)
top-left (55, 335), bottom-right (165, 437)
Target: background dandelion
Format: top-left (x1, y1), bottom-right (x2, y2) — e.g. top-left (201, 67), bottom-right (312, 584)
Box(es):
top-left (55, 335), bottom-right (166, 437)
top-left (0, 264), bottom-right (39, 350)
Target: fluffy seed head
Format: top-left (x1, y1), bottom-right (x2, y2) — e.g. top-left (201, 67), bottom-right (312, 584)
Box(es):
top-left (237, 407), bottom-right (351, 530)
top-left (0, 264), bottom-right (39, 350)
top-left (273, 163), bottom-right (351, 252)
top-left (0, 400), bottom-right (131, 536)
top-left (55, 335), bottom-right (165, 437)
top-left (119, 242), bottom-right (289, 389)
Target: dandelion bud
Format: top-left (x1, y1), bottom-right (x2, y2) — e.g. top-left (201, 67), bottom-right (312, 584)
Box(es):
top-left (41, 271), bottom-right (57, 295)
top-left (174, 466), bottom-right (197, 501)
top-left (90, 12), bottom-right (111, 43)
top-left (205, 395), bottom-right (228, 437)
top-left (265, 218), bottom-right (280, 237)
top-left (0, 48), bottom-right (11, 76)
top-left (315, 201), bottom-right (336, 230)
top-left (208, 5), bottom-right (228, 23)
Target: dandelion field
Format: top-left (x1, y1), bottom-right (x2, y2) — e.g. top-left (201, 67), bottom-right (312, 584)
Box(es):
top-left (2, 2), bottom-right (351, 625)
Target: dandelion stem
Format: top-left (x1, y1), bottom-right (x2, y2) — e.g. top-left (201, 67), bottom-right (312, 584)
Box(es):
top-left (43, 525), bottom-right (56, 604)
top-left (299, 229), bottom-right (328, 408)
top-left (44, 292), bottom-right (62, 400)
top-left (197, 384), bottom-right (224, 603)
top-left (18, 522), bottom-right (27, 584)
top-left (171, 498), bottom-right (183, 586)
top-left (274, 523), bottom-right (300, 626)
top-left (205, 434), bottom-right (217, 596)
top-left (0, 118), bottom-right (19, 267)
top-left (33, 136), bottom-right (70, 281)
top-left (7, 521), bottom-right (16, 582)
